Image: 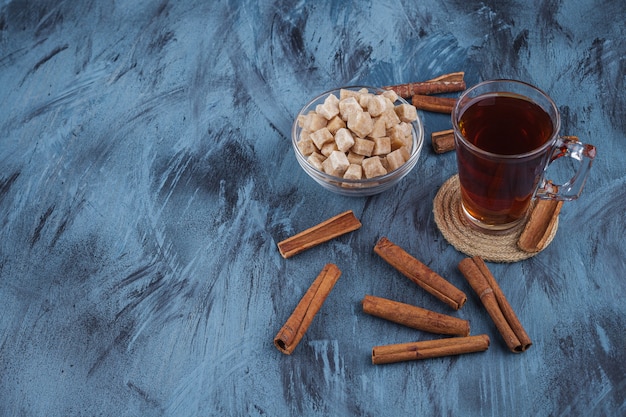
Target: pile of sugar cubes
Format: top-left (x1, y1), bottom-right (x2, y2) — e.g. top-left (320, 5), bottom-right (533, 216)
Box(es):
top-left (296, 88), bottom-right (418, 181)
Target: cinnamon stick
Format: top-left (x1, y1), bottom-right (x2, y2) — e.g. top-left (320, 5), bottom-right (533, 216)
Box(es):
top-left (517, 136), bottom-right (576, 252)
top-left (412, 95), bottom-right (457, 113)
top-left (277, 210), bottom-right (361, 258)
top-left (517, 199), bottom-right (563, 253)
top-left (383, 72), bottom-right (466, 98)
top-left (431, 129), bottom-right (455, 154)
top-left (362, 295), bottom-right (470, 336)
top-left (274, 263), bottom-right (342, 355)
top-left (458, 257), bottom-right (532, 352)
top-left (372, 334), bottom-right (490, 364)
top-left (374, 237), bottom-right (467, 310)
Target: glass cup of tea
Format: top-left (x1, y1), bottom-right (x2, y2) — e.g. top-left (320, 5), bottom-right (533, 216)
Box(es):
top-left (452, 79), bottom-right (596, 231)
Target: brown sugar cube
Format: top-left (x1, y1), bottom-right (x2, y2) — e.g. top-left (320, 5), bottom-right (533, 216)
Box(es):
top-left (369, 117), bottom-right (387, 138)
top-left (367, 95), bottom-right (388, 117)
top-left (307, 152), bottom-right (326, 171)
top-left (386, 148), bottom-right (408, 171)
top-left (351, 138), bottom-right (375, 157)
top-left (343, 163), bottom-right (363, 180)
top-left (326, 115), bottom-right (346, 134)
top-left (348, 111), bottom-right (374, 138)
top-left (382, 89), bottom-right (398, 103)
top-left (297, 137), bottom-right (317, 156)
top-left (359, 92), bottom-right (374, 110)
top-left (339, 96), bottom-right (362, 121)
top-left (320, 141), bottom-right (339, 157)
top-left (398, 145), bottom-right (411, 160)
top-left (380, 156), bottom-right (390, 171)
top-left (301, 111), bottom-right (328, 131)
top-left (310, 127), bottom-right (334, 149)
top-left (335, 128), bottom-right (355, 152)
top-left (372, 136), bottom-right (391, 156)
top-left (380, 107), bottom-right (401, 129)
top-left (299, 129), bottom-right (312, 143)
top-left (389, 122), bottom-right (413, 150)
top-left (395, 103), bottom-right (418, 122)
top-left (362, 157), bottom-right (388, 178)
top-left (340, 88), bottom-right (360, 100)
top-left (315, 93), bottom-right (340, 120)
top-left (297, 114), bottom-right (306, 128)
top-left (322, 150), bottom-right (350, 176)
top-left (390, 121), bottom-right (413, 139)
top-left (347, 151), bottom-right (365, 165)
top-left (398, 122), bottom-right (413, 137)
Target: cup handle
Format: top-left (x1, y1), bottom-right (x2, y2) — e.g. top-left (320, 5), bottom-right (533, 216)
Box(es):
top-left (536, 136), bottom-right (597, 200)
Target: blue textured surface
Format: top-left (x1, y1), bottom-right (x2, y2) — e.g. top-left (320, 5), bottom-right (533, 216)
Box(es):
top-left (1, 1), bottom-right (625, 416)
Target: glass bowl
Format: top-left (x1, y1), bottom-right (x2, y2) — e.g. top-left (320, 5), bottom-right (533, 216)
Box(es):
top-left (291, 86), bottom-right (424, 197)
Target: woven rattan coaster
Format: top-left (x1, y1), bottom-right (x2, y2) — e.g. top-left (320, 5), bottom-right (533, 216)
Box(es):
top-left (433, 175), bottom-right (558, 263)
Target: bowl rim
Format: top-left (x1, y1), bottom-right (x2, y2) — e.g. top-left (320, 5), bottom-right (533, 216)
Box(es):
top-left (291, 85), bottom-right (425, 187)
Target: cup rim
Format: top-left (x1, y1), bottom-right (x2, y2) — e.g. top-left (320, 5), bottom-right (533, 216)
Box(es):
top-left (452, 79), bottom-right (561, 160)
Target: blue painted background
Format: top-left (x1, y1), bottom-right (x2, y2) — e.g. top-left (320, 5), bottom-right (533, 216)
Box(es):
top-left (1, 1), bottom-right (624, 416)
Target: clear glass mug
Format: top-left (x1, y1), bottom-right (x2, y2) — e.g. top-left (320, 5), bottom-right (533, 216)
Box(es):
top-left (452, 79), bottom-right (597, 231)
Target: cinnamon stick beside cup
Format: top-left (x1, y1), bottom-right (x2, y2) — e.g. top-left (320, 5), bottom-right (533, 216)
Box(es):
top-left (362, 295), bottom-right (470, 336)
top-left (458, 257), bottom-right (532, 352)
top-left (431, 129), bottom-right (455, 154)
top-left (517, 199), bottom-right (563, 253)
top-left (518, 136), bottom-right (576, 253)
top-left (383, 72), bottom-right (466, 98)
top-left (411, 95), bottom-right (457, 113)
top-left (274, 263), bottom-right (342, 355)
top-left (372, 334), bottom-right (490, 364)
top-left (374, 237), bottom-right (467, 310)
